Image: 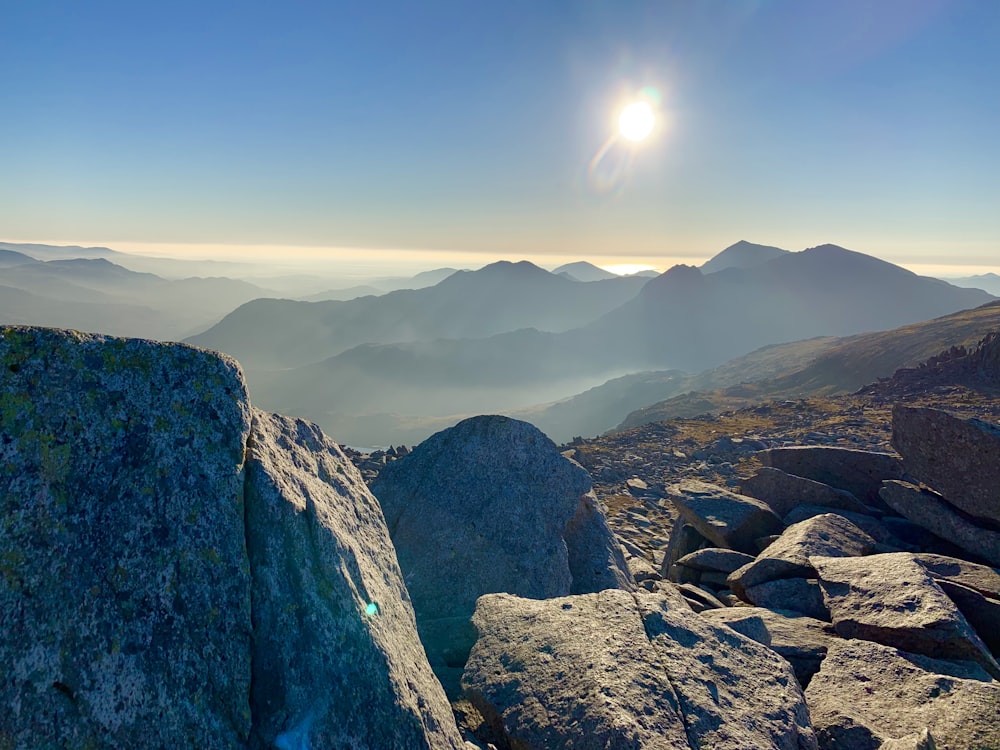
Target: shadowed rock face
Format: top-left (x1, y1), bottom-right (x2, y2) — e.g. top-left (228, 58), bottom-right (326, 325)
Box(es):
top-left (0, 326), bottom-right (463, 750)
top-left (891, 405), bottom-right (1000, 525)
top-left (370, 415), bottom-right (632, 694)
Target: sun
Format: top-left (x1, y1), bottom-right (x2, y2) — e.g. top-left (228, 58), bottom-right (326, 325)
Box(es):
top-left (618, 101), bottom-right (655, 142)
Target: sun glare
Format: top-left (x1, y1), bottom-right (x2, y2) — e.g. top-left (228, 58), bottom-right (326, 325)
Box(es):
top-left (618, 101), bottom-right (654, 142)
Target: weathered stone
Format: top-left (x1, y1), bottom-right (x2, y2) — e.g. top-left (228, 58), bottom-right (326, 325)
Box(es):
top-left (913, 553), bottom-right (1000, 600)
top-left (741, 466), bottom-right (874, 518)
top-left (783, 505), bottom-right (897, 544)
top-left (676, 547), bottom-right (756, 573)
top-left (811, 553), bottom-right (1000, 678)
top-left (462, 590), bottom-right (817, 750)
top-left (759, 446), bottom-right (903, 507)
top-left (701, 607), bottom-right (838, 688)
top-left (805, 639), bottom-right (1000, 750)
top-left (744, 577), bottom-right (830, 621)
top-left (678, 582), bottom-right (727, 612)
top-left (245, 410), bottom-right (463, 749)
top-left (933, 580), bottom-right (1000, 657)
top-left (729, 514), bottom-right (878, 601)
top-left (0, 327), bottom-right (253, 749)
top-left (891, 404), bottom-right (1000, 525)
top-left (880, 480), bottom-right (1000, 567)
top-left (667, 480), bottom-right (784, 554)
top-left (659, 521), bottom-right (711, 578)
top-left (370, 415), bottom-right (631, 694)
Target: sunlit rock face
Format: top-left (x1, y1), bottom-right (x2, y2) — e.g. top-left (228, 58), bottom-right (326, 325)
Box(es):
top-left (0, 326), bottom-right (462, 750)
top-left (245, 409), bottom-right (463, 749)
top-left (0, 326), bottom-right (254, 748)
top-left (371, 414), bottom-right (633, 696)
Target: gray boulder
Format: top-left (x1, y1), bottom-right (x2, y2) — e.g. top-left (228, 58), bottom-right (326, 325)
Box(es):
top-left (743, 577), bottom-right (830, 621)
top-left (729, 514), bottom-right (878, 601)
top-left (245, 410), bottom-right (463, 749)
top-left (667, 480), bottom-right (784, 554)
top-left (878, 729), bottom-right (936, 750)
top-left (805, 639), bottom-right (1000, 750)
top-left (462, 589), bottom-right (817, 750)
top-left (759, 446), bottom-right (903, 507)
top-left (701, 607), bottom-right (838, 688)
top-left (676, 547), bottom-right (756, 573)
top-left (891, 405), bottom-right (1000, 525)
top-left (659, 522), bottom-right (711, 579)
top-left (811, 553), bottom-right (1000, 678)
top-left (880, 480), bottom-right (1000, 567)
top-left (783, 505), bottom-right (898, 545)
top-left (741, 466), bottom-right (874, 518)
top-left (0, 327), bottom-right (464, 749)
top-left (370, 415), bottom-right (632, 694)
top-left (0, 326), bottom-right (254, 749)
top-left (914, 552), bottom-right (1000, 600)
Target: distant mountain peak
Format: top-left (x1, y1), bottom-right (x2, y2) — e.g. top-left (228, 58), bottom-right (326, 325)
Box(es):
top-left (552, 261), bottom-right (618, 282)
top-left (701, 241), bottom-right (790, 275)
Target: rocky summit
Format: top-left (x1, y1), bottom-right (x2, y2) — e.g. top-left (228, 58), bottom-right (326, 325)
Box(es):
top-left (0, 327), bottom-right (463, 749)
top-left (4, 324), bottom-right (1000, 750)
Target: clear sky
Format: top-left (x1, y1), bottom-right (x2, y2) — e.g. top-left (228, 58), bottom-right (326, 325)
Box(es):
top-left (2, 0), bottom-right (998, 275)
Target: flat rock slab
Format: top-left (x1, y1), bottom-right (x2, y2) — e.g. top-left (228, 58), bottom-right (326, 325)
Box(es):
top-left (729, 514), bottom-right (878, 601)
top-left (783, 505), bottom-right (897, 544)
top-left (245, 410), bottom-right (463, 749)
top-left (701, 607), bottom-right (838, 688)
top-left (759, 446), bottom-right (903, 507)
top-left (880, 480), bottom-right (1000, 567)
top-left (0, 327), bottom-right (253, 749)
top-left (811, 553), bottom-right (1000, 678)
top-left (667, 480), bottom-right (784, 555)
top-left (741, 466), bottom-right (873, 518)
top-left (913, 553), bottom-right (1000, 600)
top-left (892, 404), bottom-right (1000, 525)
top-left (805, 639), bottom-right (1000, 750)
top-left (370, 415), bottom-right (631, 694)
top-left (462, 589), bottom-right (817, 750)
top-left (744, 577), bottom-right (830, 621)
top-left (676, 547), bottom-right (756, 574)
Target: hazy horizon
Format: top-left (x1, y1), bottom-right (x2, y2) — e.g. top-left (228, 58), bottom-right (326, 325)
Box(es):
top-left (2, 237), bottom-right (997, 281)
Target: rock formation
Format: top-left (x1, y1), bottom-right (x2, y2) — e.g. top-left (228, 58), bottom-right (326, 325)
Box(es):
top-left (0, 326), bottom-right (463, 749)
top-left (370, 414), bottom-right (632, 695)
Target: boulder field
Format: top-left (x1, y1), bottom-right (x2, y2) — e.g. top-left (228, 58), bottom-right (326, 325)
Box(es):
top-left (3, 325), bottom-right (1000, 749)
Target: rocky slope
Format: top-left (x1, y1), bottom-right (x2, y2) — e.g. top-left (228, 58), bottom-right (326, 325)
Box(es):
top-left (4, 324), bottom-right (1000, 749)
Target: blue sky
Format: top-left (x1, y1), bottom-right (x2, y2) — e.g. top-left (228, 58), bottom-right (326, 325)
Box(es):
top-left (2, 0), bottom-right (998, 274)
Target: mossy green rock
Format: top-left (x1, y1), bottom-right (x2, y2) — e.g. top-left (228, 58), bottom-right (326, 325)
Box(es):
top-left (0, 326), bottom-right (253, 749)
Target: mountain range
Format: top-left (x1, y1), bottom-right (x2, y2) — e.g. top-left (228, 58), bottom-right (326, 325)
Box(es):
top-left (196, 242), bottom-right (993, 446)
top-left (2, 239), bottom-right (996, 447)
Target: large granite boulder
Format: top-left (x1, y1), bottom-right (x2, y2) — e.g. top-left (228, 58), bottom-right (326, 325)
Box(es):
top-left (245, 410), bottom-right (463, 749)
top-left (0, 327), bottom-right (464, 749)
top-left (805, 639), bottom-right (1000, 750)
top-left (667, 480), bottom-right (784, 554)
top-left (1, 327), bottom-right (254, 749)
top-left (880, 480), bottom-right (1000, 567)
top-left (370, 415), bottom-right (632, 694)
top-left (700, 607), bottom-right (838, 688)
top-left (462, 589), bottom-right (817, 750)
top-left (811, 553), bottom-right (1000, 678)
top-left (891, 405), bottom-right (1000, 525)
top-left (741, 466), bottom-right (873, 518)
top-left (728, 513), bottom-right (878, 601)
top-left (758, 446), bottom-right (903, 507)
